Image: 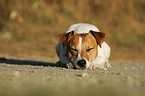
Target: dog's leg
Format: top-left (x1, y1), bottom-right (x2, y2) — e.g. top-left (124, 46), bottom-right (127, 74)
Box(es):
top-left (104, 59), bottom-right (111, 68)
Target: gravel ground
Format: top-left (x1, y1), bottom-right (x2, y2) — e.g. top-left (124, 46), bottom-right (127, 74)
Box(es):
top-left (0, 59), bottom-right (145, 96)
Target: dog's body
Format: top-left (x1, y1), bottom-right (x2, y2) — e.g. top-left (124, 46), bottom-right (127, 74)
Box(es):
top-left (56, 23), bottom-right (111, 69)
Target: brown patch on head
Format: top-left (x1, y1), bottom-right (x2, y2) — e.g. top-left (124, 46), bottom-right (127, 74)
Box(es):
top-left (90, 30), bottom-right (106, 47)
top-left (81, 32), bottom-right (98, 60)
top-left (66, 34), bottom-right (80, 59)
top-left (58, 31), bottom-right (75, 48)
top-left (58, 31), bottom-right (79, 59)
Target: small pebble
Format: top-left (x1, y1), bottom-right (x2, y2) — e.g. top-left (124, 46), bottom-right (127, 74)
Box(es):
top-left (60, 68), bottom-right (66, 70)
top-left (124, 67), bottom-right (128, 70)
top-left (104, 71), bottom-right (108, 74)
top-left (132, 67), bottom-right (136, 70)
top-left (133, 75), bottom-right (140, 79)
top-left (34, 67), bottom-right (39, 69)
top-left (111, 72), bottom-right (115, 75)
top-left (117, 72), bottom-right (123, 75)
top-left (82, 73), bottom-right (89, 78)
top-left (32, 70), bottom-right (37, 73)
top-left (13, 71), bottom-right (20, 76)
top-left (125, 76), bottom-right (131, 79)
top-left (125, 76), bottom-right (141, 87)
top-left (17, 69), bottom-right (21, 71)
top-left (140, 66), bottom-right (143, 69)
top-left (47, 76), bottom-right (52, 80)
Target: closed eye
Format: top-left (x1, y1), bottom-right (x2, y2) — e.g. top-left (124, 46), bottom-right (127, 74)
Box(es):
top-left (70, 47), bottom-right (78, 51)
top-left (86, 48), bottom-right (94, 52)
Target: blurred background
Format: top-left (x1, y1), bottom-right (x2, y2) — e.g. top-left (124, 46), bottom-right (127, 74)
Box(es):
top-left (0, 0), bottom-right (145, 62)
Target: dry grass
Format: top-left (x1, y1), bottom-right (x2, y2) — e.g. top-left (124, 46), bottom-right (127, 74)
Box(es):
top-left (0, 0), bottom-right (145, 62)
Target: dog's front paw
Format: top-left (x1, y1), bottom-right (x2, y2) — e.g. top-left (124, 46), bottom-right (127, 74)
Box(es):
top-left (87, 64), bottom-right (96, 70)
top-left (104, 61), bottom-right (111, 68)
top-left (66, 63), bottom-right (74, 69)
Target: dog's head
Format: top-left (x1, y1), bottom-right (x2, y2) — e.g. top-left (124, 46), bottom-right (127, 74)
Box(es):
top-left (58, 30), bottom-right (106, 69)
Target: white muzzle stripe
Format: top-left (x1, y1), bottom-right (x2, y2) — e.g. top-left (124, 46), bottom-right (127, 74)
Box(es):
top-left (78, 36), bottom-right (82, 60)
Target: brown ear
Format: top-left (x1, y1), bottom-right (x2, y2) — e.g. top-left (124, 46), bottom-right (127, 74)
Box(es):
top-left (90, 30), bottom-right (106, 47)
top-left (58, 31), bottom-right (75, 48)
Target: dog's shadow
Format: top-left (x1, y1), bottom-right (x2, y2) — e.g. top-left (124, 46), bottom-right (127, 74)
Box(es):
top-left (0, 57), bottom-right (58, 67)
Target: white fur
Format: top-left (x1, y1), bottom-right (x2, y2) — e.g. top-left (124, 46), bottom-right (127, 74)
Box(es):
top-left (65, 23), bottom-right (100, 34)
top-left (78, 36), bottom-right (82, 60)
top-left (56, 23), bottom-right (111, 69)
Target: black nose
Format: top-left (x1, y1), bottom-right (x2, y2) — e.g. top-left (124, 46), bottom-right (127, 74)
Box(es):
top-left (77, 59), bottom-right (86, 67)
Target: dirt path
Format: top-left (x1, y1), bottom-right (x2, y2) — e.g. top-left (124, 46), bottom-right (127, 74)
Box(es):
top-left (0, 59), bottom-right (145, 96)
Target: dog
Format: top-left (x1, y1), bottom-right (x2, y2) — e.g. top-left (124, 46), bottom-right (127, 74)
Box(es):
top-left (56, 23), bottom-right (111, 69)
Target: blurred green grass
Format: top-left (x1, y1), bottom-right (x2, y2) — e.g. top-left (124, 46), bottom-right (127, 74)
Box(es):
top-left (0, 0), bottom-right (145, 62)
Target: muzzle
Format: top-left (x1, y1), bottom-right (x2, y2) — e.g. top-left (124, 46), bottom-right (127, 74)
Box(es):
top-left (77, 59), bottom-right (86, 68)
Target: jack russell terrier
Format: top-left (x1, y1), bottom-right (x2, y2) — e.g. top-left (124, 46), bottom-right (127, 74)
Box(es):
top-left (56, 23), bottom-right (111, 69)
